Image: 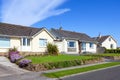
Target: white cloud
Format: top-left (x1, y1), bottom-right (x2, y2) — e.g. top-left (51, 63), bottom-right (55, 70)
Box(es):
top-left (1, 0), bottom-right (70, 26)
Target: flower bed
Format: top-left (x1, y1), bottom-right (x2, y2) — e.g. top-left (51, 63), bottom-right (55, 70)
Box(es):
top-left (8, 48), bottom-right (31, 68)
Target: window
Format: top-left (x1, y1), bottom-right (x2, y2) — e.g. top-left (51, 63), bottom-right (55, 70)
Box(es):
top-left (110, 44), bottom-right (113, 49)
top-left (90, 43), bottom-right (94, 48)
top-left (81, 42), bottom-right (86, 50)
top-left (68, 41), bottom-right (76, 48)
top-left (0, 37), bottom-right (10, 48)
top-left (109, 38), bottom-right (111, 41)
top-left (22, 38), bottom-right (30, 46)
top-left (39, 39), bottom-right (47, 47)
top-left (23, 38), bottom-right (26, 46)
top-left (27, 39), bottom-right (30, 46)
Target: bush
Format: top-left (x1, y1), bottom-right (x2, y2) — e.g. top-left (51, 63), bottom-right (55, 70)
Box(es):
top-left (8, 48), bottom-right (23, 63)
top-left (9, 47), bottom-right (17, 52)
top-left (105, 49), bottom-right (120, 53)
top-left (47, 43), bottom-right (59, 55)
top-left (18, 59), bottom-right (31, 68)
top-left (9, 52), bottom-right (23, 63)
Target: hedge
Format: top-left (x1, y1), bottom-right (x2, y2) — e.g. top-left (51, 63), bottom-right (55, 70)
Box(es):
top-left (105, 49), bottom-right (120, 53)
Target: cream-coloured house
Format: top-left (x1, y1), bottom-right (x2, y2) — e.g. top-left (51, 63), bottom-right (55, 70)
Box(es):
top-left (50, 28), bottom-right (97, 54)
top-left (0, 23), bottom-right (55, 53)
top-left (94, 35), bottom-right (117, 49)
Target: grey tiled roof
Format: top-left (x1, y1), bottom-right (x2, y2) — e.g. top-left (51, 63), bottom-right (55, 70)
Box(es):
top-left (0, 23), bottom-right (42, 37)
top-left (94, 35), bottom-right (110, 44)
top-left (51, 28), bottom-right (96, 42)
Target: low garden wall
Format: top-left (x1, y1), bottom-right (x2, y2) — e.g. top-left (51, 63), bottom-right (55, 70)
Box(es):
top-left (0, 52), bottom-right (45, 57)
top-left (0, 52), bottom-right (8, 56)
top-left (20, 52), bottom-right (46, 57)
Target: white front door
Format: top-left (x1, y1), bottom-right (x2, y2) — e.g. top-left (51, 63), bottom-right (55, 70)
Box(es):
top-left (21, 38), bottom-right (31, 51)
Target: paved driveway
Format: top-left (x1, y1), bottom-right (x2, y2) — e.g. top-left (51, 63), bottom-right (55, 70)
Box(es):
top-left (0, 64), bottom-right (27, 77)
top-left (62, 65), bottom-right (120, 80)
top-left (0, 56), bottom-right (50, 80)
top-left (0, 64), bottom-right (49, 80)
top-left (0, 56), bottom-right (28, 77)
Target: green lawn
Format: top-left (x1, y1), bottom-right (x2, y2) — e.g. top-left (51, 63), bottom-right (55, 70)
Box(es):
top-left (26, 54), bottom-right (98, 64)
top-left (26, 53), bottom-right (120, 64)
top-left (44, 62), bottom-right (120, 78)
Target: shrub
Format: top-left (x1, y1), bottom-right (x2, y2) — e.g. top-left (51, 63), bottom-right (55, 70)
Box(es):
top-left (47, 43), bottom-right (59, 55)
top-left (8, 47), bottom-right (23, 63)
top-left (9, 47), bottom-right (17, 52)
top-left (10, 52), bottom-right (23, 63)
top-left (105, 49), bottom-right (120, 53)
top-left (18, 59), bottom-right (31, 68)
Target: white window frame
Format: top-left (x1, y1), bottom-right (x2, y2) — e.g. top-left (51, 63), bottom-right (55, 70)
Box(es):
top-left (81, 42), bottom-right (86, 50)
top-left (22, 38), bottom-right (30, 46)
top-left (109, 38), bottom-right (111, 41)
top-left (0, 37), bottom-right (10, 48)
top-left (110, 44), bottom-right (114, 49)
top-left (67, 41), bottom-right (76, 48)
top-left (39, 38), bottom-right (47, 47)
top-left (89, 43), bottom-right (94, 49)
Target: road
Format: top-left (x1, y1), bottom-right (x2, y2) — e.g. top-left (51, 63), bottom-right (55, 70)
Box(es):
top-left (62, 66), bottom-right (120, 80)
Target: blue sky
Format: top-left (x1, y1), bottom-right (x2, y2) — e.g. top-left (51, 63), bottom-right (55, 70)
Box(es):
top-left (0, 0), bottom-right (120, 46)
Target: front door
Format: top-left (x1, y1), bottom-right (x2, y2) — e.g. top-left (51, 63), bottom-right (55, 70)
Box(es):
top-left (21, 38), bottom-right (31, 51)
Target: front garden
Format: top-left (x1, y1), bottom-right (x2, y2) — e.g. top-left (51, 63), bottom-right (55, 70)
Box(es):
top-left (7, 44), bottom-right (120, 72)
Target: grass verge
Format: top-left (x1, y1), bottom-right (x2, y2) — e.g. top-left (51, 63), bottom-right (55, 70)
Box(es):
top-left (43, 62), bottom-right (120, 78)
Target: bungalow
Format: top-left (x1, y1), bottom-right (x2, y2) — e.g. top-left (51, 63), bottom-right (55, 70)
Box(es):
top-left (0, 23), bottom-right (55, 53)
top-left (50, 28), bottom-right (97, 54)
top-left (94, 35), bottom-right (117, 49)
